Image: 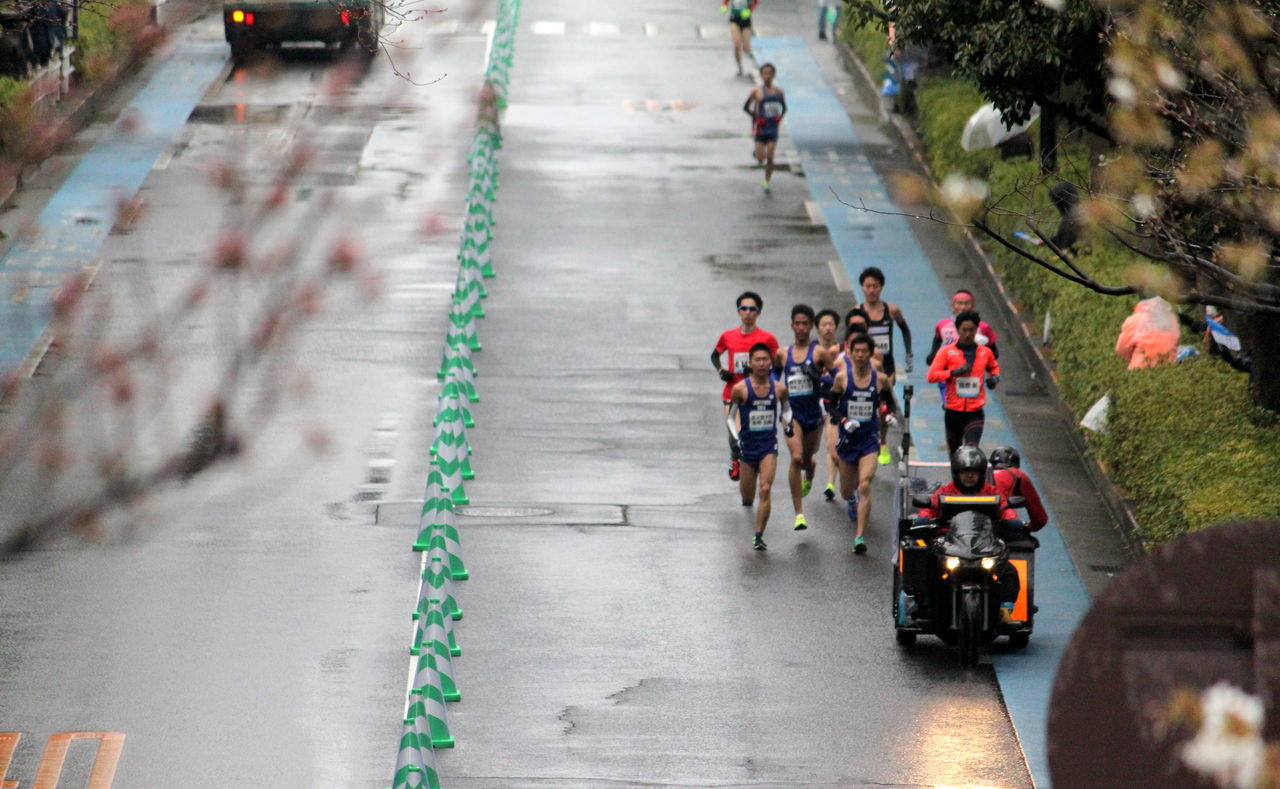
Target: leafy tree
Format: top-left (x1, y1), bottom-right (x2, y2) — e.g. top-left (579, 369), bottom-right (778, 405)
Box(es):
top-left (846, 0), bottom-right (1112, 140)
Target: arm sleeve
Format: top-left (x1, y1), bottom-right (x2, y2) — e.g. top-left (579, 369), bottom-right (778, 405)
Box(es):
top-left (897, 311), bottom-right (913, 356)
top-left (925, 349), bottom-right (951, 383)
top-left (780, 393), bottom-right (793, 426)
top-left (726, 400), bottom-right (741, 442)
top-left (926, 334), bottom-right (942, 365)
top-left (743, 96), bottom-right (756, 117)
top-left (1018, 471), bottom-right (1049, 531)
top-left (711, 349), bottom-right (723, 370)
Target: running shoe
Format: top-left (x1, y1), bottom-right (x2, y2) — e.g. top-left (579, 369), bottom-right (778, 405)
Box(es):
top-left (824, 483), bottom-right (835, 501)
top-left (801, 477), bottom-right (813, 497)
top-left (852, 536), bottom-right (867, 554)
top-left (878, 444), bottom-right (891, 465)
top-left (729, 459), bottom-right (740, 480)
top-left (753, 534), bottom-right (767, 551)
top-left (763, 180), bottom-right (772, 195)
top-left (846, 500), bottom-right (858, 524)
top-left (794, 514), bottom-right (807, 531)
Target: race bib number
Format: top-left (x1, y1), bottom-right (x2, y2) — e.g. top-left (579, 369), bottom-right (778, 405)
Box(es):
top-left (748, 407), bottom-right (775, 431)
top-left (786, 373), bottom-right (813, 396)
top-left (761, 102), bottom-right (783, 119)
top-left (732, 354), bottom-right (750, 374)
top-left (956, 376), bottom-right (981, 398)
top-left (847, 396), bottom-right (874, 422)
top-left (872, 331), bottom-right (891, 355)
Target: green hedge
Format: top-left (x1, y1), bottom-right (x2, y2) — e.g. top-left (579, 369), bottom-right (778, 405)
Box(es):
top-left (1100, 361), bottom-right (1280, 544)
top-left (843, 46), bottom-right (1280, 545)
top-left (915, 77), bottom-right (1000, 181)
top-left (843, 18), bottom-right (889, 76)
top-left (73, 0), bottom-right (154, 85)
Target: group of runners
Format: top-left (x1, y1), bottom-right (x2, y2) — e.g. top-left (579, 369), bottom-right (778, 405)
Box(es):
top-left (713, 269), bottom-right (1028, 553)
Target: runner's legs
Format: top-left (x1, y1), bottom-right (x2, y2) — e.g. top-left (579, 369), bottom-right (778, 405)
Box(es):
top-left (739, 456), bottom-right (758, 506)
top-left (754, 453), bottom-right (777, 535)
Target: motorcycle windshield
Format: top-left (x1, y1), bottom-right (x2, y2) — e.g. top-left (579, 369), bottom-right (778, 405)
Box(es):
top-left (940, 511), bottom-right (1004, 560)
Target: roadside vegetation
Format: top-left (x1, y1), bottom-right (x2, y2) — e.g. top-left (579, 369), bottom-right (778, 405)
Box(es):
top-left (840, 7), bottom-right (1280, 547)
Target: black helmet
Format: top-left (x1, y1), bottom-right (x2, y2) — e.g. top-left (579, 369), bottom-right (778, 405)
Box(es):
top-left (989, 445), bottom-right (1021, 470)
top-left (950, 445), bottom-right (988, 491)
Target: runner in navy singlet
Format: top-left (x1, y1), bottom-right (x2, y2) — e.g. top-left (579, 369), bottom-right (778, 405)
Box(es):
top-left (826, 333), bottom-right (891, 554)
top-left (727, 343), bottom-right (793, 551)
top-left (775, 304), bottom-right (834, 531)
top-left (744, 63), bottom-right (787, 194)
top-left (814, 308), bottom-right (843, 502)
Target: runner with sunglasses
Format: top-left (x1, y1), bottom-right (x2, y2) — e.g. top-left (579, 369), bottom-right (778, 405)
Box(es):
top-left (713, 291), bottom-right (779, 481)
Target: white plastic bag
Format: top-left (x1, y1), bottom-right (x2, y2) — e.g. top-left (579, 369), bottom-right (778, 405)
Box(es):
top-left (1080, 394), bottom-right (1110, 433)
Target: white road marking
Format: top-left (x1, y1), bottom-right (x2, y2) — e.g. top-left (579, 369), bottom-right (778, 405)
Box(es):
top-left (586, 22), bottom-right (621, 36)
top-left (642, 23), bottom-right (661, 36)
top-left (805, 200), bottom-right (826, 226)
top-left (532, 20), bottom-right (566, 35)
top-left (828, 260), bottom-right (852, 292)
top-left (152, 147), bottom-right (176, 170)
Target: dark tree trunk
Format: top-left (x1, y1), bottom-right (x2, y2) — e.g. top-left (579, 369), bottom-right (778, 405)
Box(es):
top-left (1039, 105), bottom-right (1057, 174)
top-left (1236, 313), bottom-right (1280, 412)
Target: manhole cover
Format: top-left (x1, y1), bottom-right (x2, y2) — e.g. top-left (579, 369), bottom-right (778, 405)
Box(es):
top-left (458, 506), bottom-right (555, 518)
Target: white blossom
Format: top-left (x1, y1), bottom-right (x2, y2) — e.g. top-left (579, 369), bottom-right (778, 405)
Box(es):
top-left (1109, 76), bottom-right (1137, 105)
top-left (1133, 193), bottom-right (1159, 219)
top-left (940, 173), bottom-right (989, 205)
top-left (1180, 683), bottom-right (1267, 789)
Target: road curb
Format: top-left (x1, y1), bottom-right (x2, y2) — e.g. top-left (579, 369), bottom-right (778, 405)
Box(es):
top-left (833, 39), bottom-right (1145, 559)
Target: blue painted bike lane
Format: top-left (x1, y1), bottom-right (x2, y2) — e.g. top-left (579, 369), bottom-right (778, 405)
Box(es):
top-left (0, 39), bottom-right (227, 374)
top-left (754, 38), bottom-right (1090, 788)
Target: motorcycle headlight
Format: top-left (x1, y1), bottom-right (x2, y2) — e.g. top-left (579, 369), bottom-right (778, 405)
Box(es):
top-left (945, 556), bottom-right (961, 570)
top-left (981, 557), bottom-right (996, 570)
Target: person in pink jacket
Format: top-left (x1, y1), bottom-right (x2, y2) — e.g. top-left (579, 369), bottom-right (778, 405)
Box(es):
top-left (1115, 297), bottom-right (1179, 370)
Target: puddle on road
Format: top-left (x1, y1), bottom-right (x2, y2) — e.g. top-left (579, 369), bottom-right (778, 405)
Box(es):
top-left (188, 103), bottom-right (291, 124)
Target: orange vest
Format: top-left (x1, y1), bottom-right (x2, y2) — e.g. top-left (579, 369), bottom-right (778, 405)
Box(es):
top-left (926, 343), bottom-right (999, 411)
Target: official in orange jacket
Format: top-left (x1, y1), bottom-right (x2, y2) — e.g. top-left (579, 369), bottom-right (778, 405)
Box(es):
top-left (926, 310), bottom-right (1000, 456)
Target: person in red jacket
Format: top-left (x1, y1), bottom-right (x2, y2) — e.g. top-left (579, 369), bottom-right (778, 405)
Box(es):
top-left (926, 309), bottom-right (1000, 456)
top-left (713, 290), bottom-right (780, 481)
top-left (915, 446), bottom-right (1021, 614)
top-left (989, 445), bottom-right (1048, 532)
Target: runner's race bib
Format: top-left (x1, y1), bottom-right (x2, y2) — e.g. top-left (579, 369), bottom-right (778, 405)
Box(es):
top-left (872, 330), bottom-right (892, 355)
top-left (761, 101), bottom-right (783, 119)
top-left (732, 354), bottom-right (750, 374)
top-left (748, 407), bottom-right (775, 431)
top-left (847, 395), bottom-right (874, 422)
top-left (786, 372), bottom-right (813, 396)
top-left (956, 376), bottom-right (981, 398)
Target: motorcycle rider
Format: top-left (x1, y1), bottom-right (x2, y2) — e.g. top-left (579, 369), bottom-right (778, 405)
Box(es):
top-left (989, 445), bottom-right (1048, 534)
top-left (915, 446), bottom-right (1022, 621)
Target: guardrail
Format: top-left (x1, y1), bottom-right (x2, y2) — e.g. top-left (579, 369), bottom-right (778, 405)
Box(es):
top-left (390, 1), bottom-right (521, 786)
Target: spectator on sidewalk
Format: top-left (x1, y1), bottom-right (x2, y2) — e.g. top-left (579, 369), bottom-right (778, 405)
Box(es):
top-left (818, 0), bottom-right (840, 40)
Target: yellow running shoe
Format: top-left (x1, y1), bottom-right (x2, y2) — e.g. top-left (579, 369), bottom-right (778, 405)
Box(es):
top-left (794, 514), bottom-right (808, 531)
top-left (801, 477), bottom-right (813, 497)
top-left (878, 444), bottom-right (891, 465)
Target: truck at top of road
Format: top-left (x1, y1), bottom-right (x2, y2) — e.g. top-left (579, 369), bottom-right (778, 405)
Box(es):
top-left (222, 0), bottom-right (384, 63)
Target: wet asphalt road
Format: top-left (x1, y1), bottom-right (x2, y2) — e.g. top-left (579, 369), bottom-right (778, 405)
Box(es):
top-left (0, 0), bottom-right (1133, 786)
